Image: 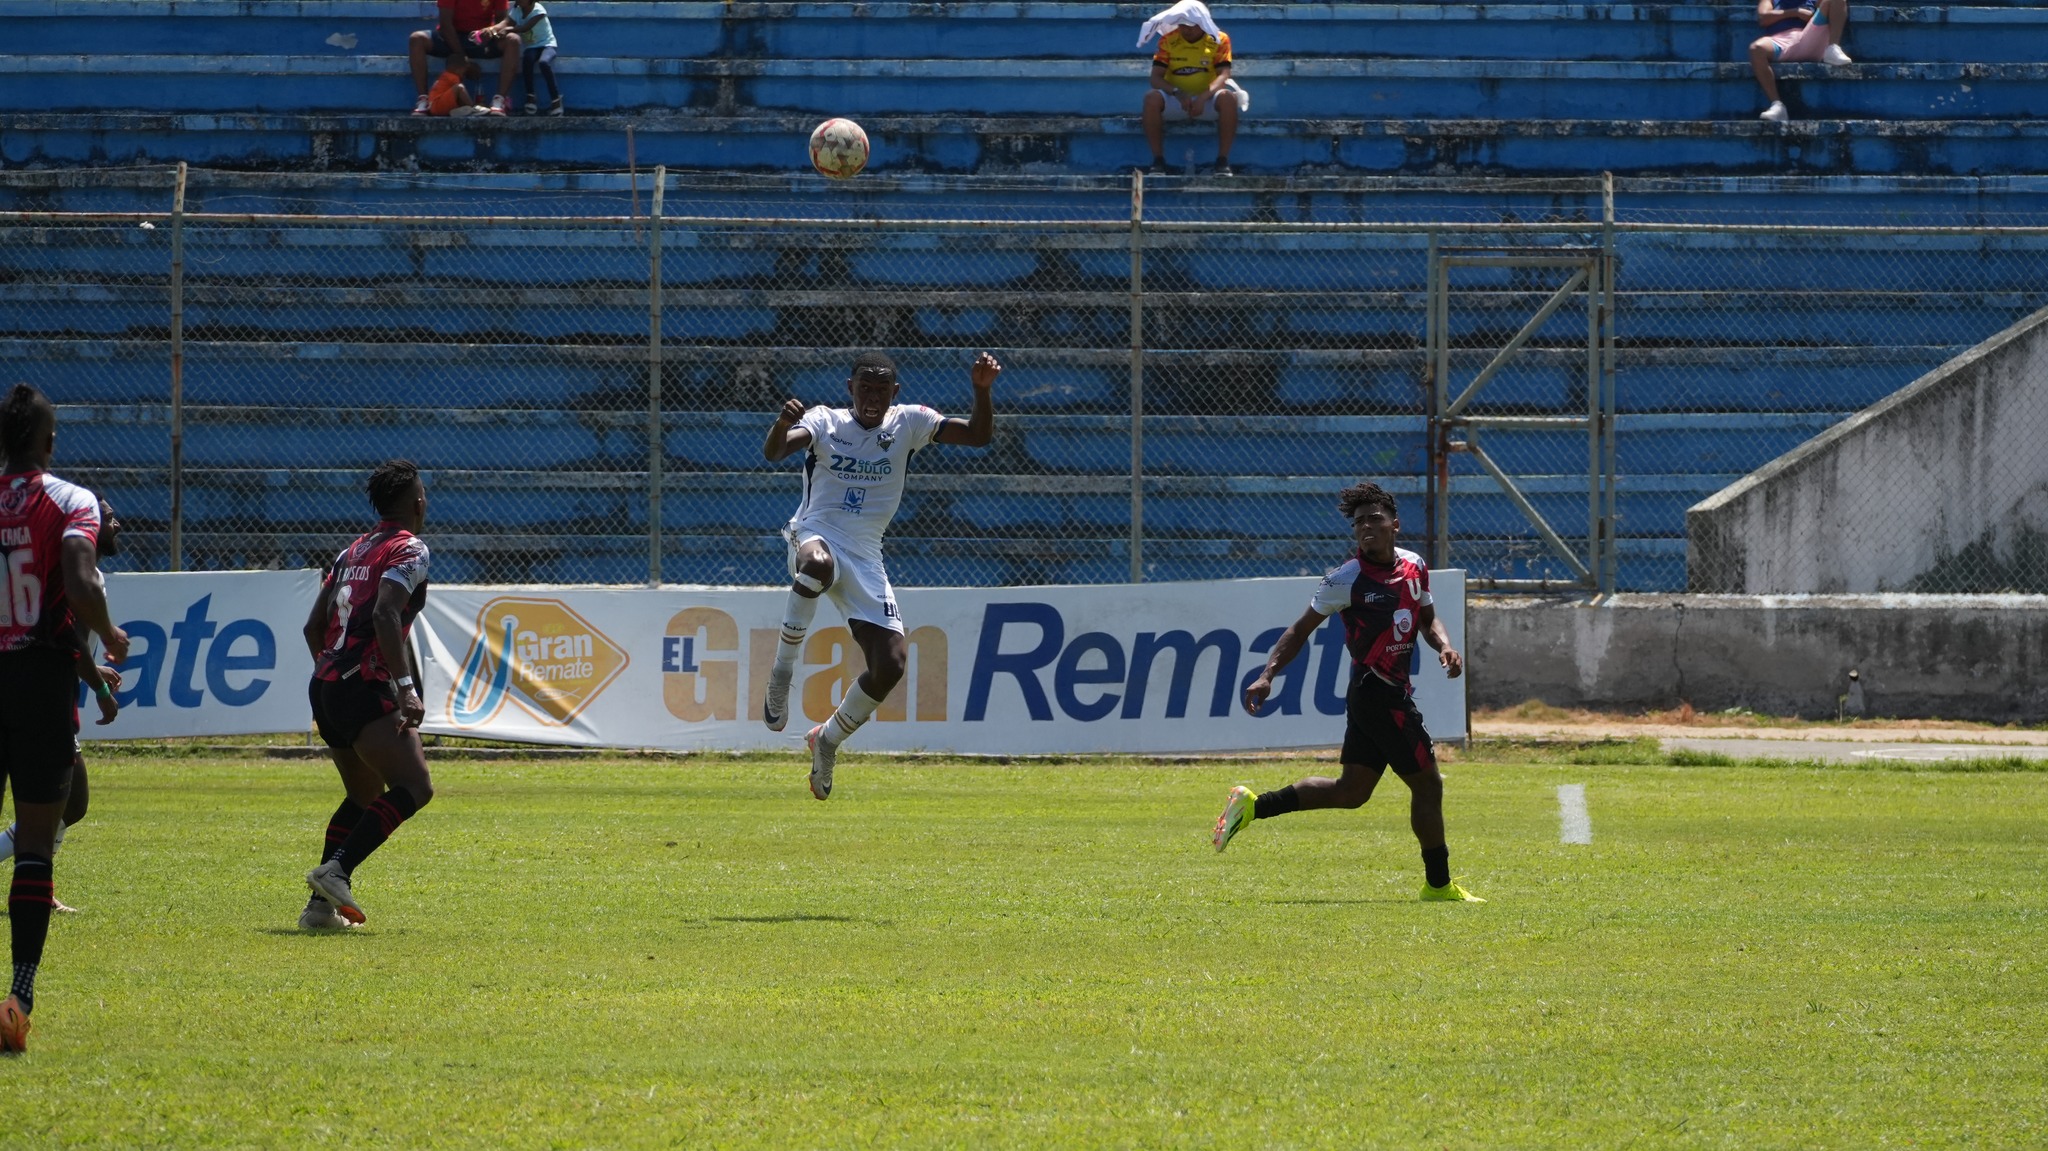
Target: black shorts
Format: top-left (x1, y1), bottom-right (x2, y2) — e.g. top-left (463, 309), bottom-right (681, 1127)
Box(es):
top-left (0, 648), bottom-right (82, 804)
top-left (428, 27), bottom-right (508, 60)
top-left (309, 675), bottom-right (398, 750)
top-left (1340, 672), bottom-right (1437, 778)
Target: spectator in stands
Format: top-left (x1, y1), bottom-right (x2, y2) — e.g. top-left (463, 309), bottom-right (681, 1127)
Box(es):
top-left (1138, 0), bottom-right (1247, 176)
top-left (1750, 0), bottom-right (1852, 122)
top-left (409, 0), bottom-right (520, 117)
top-left (491, 0), bottom-right (562, 116)
top-left (427, 60), bottom-right (489, 118)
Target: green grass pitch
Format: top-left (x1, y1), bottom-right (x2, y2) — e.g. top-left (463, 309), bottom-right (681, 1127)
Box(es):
top-left (3, 746), bottom-right (2045, 1148)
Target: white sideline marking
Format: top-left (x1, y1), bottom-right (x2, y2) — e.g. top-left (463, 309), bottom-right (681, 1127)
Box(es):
top-left (1558, 784), bottom-right (1592, 845)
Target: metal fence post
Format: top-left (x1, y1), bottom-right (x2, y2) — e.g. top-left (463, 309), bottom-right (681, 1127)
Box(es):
top-left (1128, 171), bottom-right (1146, 583)
top-left (168, 161), bottom-right (187, 572)
top-left (1600, 172), bottom-right (1619, 597)
top-left (647, 165), bottom-right (665, 586)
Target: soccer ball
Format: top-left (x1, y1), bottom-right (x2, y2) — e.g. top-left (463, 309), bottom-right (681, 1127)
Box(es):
top-left (809, 119), bottom-right (870, 179)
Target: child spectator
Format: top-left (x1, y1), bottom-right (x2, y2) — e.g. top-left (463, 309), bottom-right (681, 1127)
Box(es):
top-left (428, 60), bottom-right (489, 118)
top-left (496, 0), bottom-right (563, 116)
top-left (1749, 0), bottom-right (1853, 122)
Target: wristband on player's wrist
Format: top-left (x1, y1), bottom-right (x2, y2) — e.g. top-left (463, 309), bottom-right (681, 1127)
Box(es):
top-left (92, 680), bottom-right (114, 701)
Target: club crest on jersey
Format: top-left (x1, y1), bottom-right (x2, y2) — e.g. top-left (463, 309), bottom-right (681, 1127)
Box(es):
top-left (1393, 608), bottom-right (1414, 637)
top-left (876, 431), bottom-right (895, 449)
top-left (0, 488), bottom-right (26, 516)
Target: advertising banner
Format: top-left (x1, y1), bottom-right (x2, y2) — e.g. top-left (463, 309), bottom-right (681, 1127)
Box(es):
top-left (89, 570), bottom-right (321, 740)
top-left (416, 574), bottom-right (1466, 754)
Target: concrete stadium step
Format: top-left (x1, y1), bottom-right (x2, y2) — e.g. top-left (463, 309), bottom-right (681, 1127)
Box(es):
top-left (10, 112), bottom-right (2047, 176)
top-left (7, 338), bottom-right (1967, 416)
top-left (61, 458), bottom-right (1722, 568)
top-left (7, 55), bottom-right (2039, 120)
top-left (10, 2), bottom-right (2045, 66)
top-left (10, 170), bottom-right (2048, 226)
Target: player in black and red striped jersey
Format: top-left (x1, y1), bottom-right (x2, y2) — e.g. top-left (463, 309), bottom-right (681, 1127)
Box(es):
top-left (1210, 480), bottom-right (1484, 902)
top-left (0, 384), bottom-right (130, 1053)
top-left (298, 460), bottom-right (436, 929)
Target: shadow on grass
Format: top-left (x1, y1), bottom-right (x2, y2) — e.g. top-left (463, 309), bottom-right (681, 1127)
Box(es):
top-left (1266, 898), bottom-right (1402, 907)
top-left (252, 927), bottom-right (395, 937)
top-left (708, 913), bottom-right (865, 924)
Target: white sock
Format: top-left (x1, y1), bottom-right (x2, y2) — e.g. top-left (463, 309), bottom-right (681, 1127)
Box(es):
top-left (0, 821), bottom-right (68, 862)
top-left (822, 680), bottom-right (884, 747)
top-left (774, 586), bottom-right (821, 671)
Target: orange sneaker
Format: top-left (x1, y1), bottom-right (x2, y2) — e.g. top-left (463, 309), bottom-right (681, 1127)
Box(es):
top-left (0, 994), bottom-right (30, 1054)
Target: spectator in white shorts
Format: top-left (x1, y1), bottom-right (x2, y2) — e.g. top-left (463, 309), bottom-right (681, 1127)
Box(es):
top-left (1750, 0), bottom-right (1853, 122)
top-left (1138, 0), bottom-right (1248, 176)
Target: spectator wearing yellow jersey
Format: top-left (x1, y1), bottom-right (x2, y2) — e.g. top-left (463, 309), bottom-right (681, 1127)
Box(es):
top-left (1139, 0), bottom-right (1246, 176)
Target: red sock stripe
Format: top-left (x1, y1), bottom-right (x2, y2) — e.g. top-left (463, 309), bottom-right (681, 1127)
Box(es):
top-left (9, 879), bottom-right (55, 908)
top-left (367, 798), bottom-right (403, 837)
top-left (325, 824), bottom-right (352, 846)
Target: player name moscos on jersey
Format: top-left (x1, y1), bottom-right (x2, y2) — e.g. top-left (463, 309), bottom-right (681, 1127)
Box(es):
top-left (0, 470), bottom-right (99, 653)
top-left (1310, 546), bottom-right (1434, 692)
top-left (791, 404), bottom-right (945, 554)
top-left (315, 525), bottom-right (430, 683)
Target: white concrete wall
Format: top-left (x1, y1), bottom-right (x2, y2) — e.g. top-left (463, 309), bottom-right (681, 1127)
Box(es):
top-left (1468, 595), bottom-right (2048, 722)
top-left (1687, 304), bottom-right (2048, 593)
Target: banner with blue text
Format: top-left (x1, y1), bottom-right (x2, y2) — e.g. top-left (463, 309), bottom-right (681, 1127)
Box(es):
top-left (89, 570), bottom-right (321, 740)
top-left (415, 575), bottom-right (1466, 754)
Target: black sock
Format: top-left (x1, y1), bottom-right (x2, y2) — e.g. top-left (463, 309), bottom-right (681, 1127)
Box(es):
top-left (1422, 845), bottom-right (1450, 889)
top-left (1255, 785), bottom-right (1301, 820)
top-left (9, 855), bottom-right (55, 1013)
top-left (323, 798), bottom-right (365, 865)
top-left (333, 786), bottom-right (426, 876)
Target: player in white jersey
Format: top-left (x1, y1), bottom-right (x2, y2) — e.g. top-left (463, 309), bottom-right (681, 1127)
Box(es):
top-left (761, 350), bottom-right (1000, 799)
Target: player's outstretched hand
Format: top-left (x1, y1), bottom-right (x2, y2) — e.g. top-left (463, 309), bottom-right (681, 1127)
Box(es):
top-left (1243, 674), bottom-right (1273, 715)
top-left (970, 352), bottom-right (1002, 390)
top-left (102, 625), bottom-right (130, 664)
top-left (777, 397), bottom-right (806, 425)
top-left (97, 666), bottom-right (123, 690)
top-left (1440, 647), bottom-right (1464, 680)
top-left (93, 691), bottom-right (118, 726)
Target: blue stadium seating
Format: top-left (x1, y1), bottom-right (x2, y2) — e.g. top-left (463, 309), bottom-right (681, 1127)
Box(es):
top-left (10, 1), bottom-right (2048, 589)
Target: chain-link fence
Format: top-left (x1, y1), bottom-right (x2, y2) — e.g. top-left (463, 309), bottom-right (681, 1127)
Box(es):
top-left (5, 167), bottom-right (2046, 593)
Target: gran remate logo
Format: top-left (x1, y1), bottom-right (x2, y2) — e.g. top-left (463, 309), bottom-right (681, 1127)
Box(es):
top-left (450, 597), bottom-right (628, 727)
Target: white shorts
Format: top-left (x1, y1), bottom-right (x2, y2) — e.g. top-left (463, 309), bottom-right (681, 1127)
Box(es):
top-left (1155, 80), bottom-right (1248, 120)
top-left (786, 524), bottom-right (904, 634)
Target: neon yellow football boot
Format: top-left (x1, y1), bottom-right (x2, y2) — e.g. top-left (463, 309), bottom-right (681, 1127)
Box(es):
top-left (1212, 785), bottom-right (1256, 853)
top-left (1420, 879), bottom-right (1486, 902)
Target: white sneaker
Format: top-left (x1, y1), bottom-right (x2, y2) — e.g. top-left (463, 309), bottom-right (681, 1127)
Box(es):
top-left (305, 860), bottom-right (365, 924)
top-left (763, 663), bottom-right (793, 731)
top-left (298, 896), bottom-right (355, 930)
top-left (52, 898), bottom-right (79, 914)
top-left (411, 95), bottom-right (430, 116)
top-left (1822, 44), bottom-right (1853, 66)
top-left (487, 96), bottom-right (509, 116)
top-left (1760, 101), bottom-right (1790, 123)
top-left (805, 724), bottom-right (836, 800)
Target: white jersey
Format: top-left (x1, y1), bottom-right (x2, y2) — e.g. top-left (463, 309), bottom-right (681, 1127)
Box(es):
top-left (787, 403), bottom-right (947, 556)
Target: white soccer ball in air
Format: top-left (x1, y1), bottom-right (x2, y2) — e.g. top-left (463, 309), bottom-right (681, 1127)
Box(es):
top-left (809, 118), bottom-right (870, 179)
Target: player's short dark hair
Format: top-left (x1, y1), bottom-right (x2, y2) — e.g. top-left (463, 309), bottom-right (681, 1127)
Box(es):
top-left (367, 459), bottom-right (422, 515)
top-left (1337, 481), bottom-right (1397, 522)
top-left (851, 351), bottom-right (898, 383)
top-left (0, 383), bottom-right (55, 460)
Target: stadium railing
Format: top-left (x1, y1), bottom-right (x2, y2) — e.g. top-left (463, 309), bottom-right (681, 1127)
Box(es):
top-left (4, 166), bottom-right (2046, 593)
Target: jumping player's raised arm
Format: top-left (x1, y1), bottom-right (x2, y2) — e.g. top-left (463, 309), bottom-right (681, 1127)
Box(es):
top-left (763, 397), bottom-right (815, 462)
top-left (933, 352), bottom-right (1000, 446)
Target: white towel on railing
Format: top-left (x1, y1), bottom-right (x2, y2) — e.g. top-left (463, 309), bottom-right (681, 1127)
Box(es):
top-left (1137, 0), bottom-right (1223, 48)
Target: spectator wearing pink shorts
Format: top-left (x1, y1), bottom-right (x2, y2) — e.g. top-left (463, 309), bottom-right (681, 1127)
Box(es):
top-left (1750, 0), bottom-right (1853, 122)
